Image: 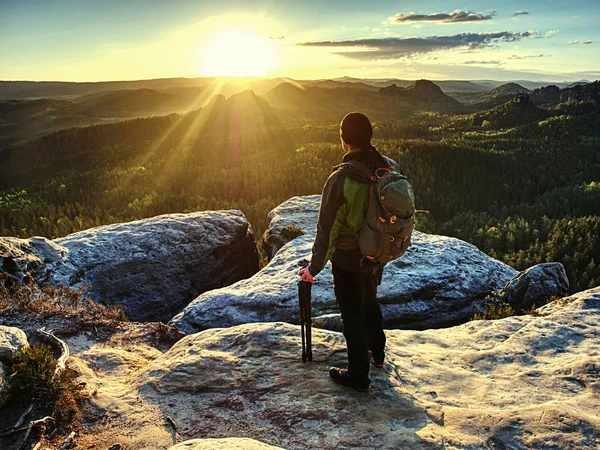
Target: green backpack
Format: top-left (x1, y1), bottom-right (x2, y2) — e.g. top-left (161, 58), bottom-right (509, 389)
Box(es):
top-left (343, 158), bottom-right (419, 264)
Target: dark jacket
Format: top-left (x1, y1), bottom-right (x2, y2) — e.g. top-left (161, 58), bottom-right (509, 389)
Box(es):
top-left (308, 147), bottom-right (403, 275)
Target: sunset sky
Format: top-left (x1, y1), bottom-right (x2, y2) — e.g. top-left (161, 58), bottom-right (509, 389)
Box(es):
top-left (1, 0), bottom-right (598, 82)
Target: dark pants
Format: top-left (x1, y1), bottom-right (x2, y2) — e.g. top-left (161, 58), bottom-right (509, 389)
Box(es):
top-left (332, 264), bottom-right (386, 382)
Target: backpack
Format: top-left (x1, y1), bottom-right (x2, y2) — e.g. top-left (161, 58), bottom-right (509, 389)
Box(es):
top-left (342, 158), bottom-right (419, 264)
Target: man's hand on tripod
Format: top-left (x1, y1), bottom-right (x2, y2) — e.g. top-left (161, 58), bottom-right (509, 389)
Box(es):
top-left (298, 266), bottom-right (317, 283)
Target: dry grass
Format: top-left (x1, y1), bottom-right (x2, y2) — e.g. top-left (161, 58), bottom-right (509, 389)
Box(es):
top-left (0, 273), bottom-right (128, 322)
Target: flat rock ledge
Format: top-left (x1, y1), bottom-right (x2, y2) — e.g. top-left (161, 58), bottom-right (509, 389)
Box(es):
top-left (168, 438), bottom-right (284, 450)
top-left (0, 211), bottom-right (259, 323)
top-left (64, 288), bottom-right (599, 449)
top-left (171, 196), bottom-right (517, 332)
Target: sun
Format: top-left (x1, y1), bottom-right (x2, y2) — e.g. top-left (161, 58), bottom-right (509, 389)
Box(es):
top-left (199, 28), bottom-right (278, 77)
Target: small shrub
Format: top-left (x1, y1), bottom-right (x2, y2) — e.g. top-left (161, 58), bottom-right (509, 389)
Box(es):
top-left (474, 301), bottom-right (515, 320)
top-left (11, 344), bottom-right (85, 431)
top-left (473, 289), bottom-right (515, 320)
top-left (281, 225), bottom-right (304, 240)
top-left (11, 344), bottom-right (57, 399)
top-left (53, 389), bottom-right (82, 432)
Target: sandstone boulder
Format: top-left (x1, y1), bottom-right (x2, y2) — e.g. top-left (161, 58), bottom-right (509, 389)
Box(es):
top-left (504, 262), bottom-right (569, 311)
top-left (171, 196), bottom-right (517, 332)
top-left (168, 438), bottom-right (284, 450)
top-left (0, 325), bottom-right (29, 362)
top-left (0, 211), bottom-right (259, 323)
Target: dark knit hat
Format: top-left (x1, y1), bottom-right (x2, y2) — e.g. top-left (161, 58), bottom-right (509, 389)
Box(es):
top-left (340, 112), bottom-right (373, 148)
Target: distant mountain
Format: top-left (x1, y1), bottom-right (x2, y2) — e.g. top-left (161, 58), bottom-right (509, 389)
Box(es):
top-left (264, 79), bottom-right (463, 121)
top-left (296, 79), bottom-right (378, 91)
top-left (0, 77), bottom-right (286, 101)
top-left (2, 77), bottom-right (596, 101)
top-left (0, 98), bottom-right (72, 121)
top-left (262, 82), bottom-right (375, 120)
top-left (378, 80), bottom-right (464, 110)
top-left (531, 80), bottom-right (600, 106)
top-left (448, 83), bottom-right (530, 108)
top-left (0, 87), bottom-right (212, 147)
top-left (334, 77), bottom-right (488, 93)
top-left (489, 83), bottom-right (531, 96)
top-left (75, 88), bottom-right (181, 117)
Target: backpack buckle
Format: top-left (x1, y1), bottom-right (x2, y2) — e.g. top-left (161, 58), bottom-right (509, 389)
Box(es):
top-left (390, 215), bottom-right (397, 224)
top-left (378, 217), bottom-right (386, 223)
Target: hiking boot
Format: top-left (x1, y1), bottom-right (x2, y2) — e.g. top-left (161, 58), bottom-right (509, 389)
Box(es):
top-left (329, 367), bottom-right (371, 392)
top-left (371, 352), bottom-right (385, 368)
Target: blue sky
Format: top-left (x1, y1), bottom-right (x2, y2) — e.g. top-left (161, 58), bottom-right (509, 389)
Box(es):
top-left (0, 0), bottom-right (598, 81)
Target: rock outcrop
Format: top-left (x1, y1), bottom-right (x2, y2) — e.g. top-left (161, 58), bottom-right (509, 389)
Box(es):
top-left (0, 325), bottom-right (29, 362)
top-left (171, 196), bottom-right (517, 332)
top-left (60, 288), bottom-right (599, 449)
top-left (261, 196), bottom-right (320, 259)
top-left (0, 325), bottom-right (28, 408)
top-left (0, 211), bottom-right (259, 322)
top-left (504, 262), bottom-right (569, 310)
top-left (0, 237), bottom-right (66, 285)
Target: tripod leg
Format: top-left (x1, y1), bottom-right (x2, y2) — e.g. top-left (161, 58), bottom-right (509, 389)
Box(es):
top-left (306, 301), bottom-right (312, 362)
top-left (300, 293), bottom-right (307, 363)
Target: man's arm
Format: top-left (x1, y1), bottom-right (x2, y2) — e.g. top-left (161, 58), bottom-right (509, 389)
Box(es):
top-left (308, 170), bottom-right (346, 276)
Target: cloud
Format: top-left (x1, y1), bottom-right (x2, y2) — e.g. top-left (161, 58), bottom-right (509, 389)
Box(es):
top-left (513, 11), bottom-right (529, 17)
top-left (463, 60), bottom-right (502, 65)
top-left (269, 36), bottom-right (285, 40)
top-left (299, 31), bottom-right (538, 60)
top-left (568, 40), bottom-right (592, 45)
top-left (544, 30), bottom-right (559, 38)
top-left (508, 53), bottom-right (549, 59)
top-left (389, 10), bottom-right (496, 24)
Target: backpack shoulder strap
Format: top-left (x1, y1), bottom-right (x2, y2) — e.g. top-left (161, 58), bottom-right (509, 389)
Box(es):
top-left (339, 160), bottom-right (375, 182)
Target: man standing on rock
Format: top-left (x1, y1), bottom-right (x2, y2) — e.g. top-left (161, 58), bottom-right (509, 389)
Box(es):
top-left (298, 112), bottom-right (403, 393)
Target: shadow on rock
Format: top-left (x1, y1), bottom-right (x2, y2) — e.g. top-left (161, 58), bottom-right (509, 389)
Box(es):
top-left (136, 323), bottom-right (439, 449)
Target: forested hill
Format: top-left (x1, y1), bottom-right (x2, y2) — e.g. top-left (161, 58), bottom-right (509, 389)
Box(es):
top-left (1, 85), bottom-right (599, 292)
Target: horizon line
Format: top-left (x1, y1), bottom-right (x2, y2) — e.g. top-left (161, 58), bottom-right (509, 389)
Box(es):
top-left (0, 75), bottom-right (596, 85)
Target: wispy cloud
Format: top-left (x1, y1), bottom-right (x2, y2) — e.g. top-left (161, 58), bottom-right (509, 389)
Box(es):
top-left (463, 60), bottom-right (502, 65)
top-left (568, 40), bottom-right (592, 45)
top-left (544, 29), bottom-right (560, 38)
top-left (513, 11), bottom-right (529, 17)
top-left (389, 10), bottom-right (496, 24)
top-left (299, 31), bottom-right (538, 60)
top-left (508, 53), bottom-right (549, 59)
top-left (269, 36), bottom-right (285, 40)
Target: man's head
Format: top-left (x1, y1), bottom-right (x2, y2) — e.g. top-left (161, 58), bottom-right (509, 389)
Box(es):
top-left (340, 112), bottom-right (373, 151)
